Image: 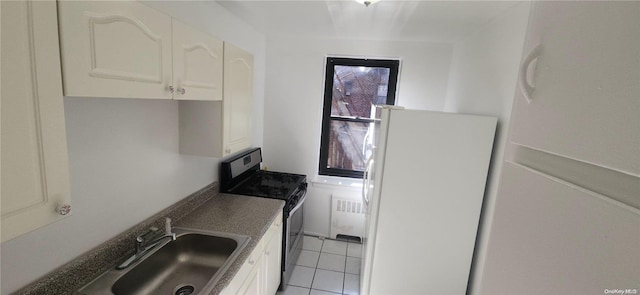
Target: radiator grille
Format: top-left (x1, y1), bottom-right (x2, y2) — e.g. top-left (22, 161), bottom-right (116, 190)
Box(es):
top-left (336, 199), bottom-right (364, 214)
top-left (330, 194), bottom-right (365, 240)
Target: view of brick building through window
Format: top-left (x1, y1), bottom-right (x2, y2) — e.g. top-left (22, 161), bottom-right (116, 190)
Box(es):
top-left (328, 66), bottom-right (390, 171)
top-left (319, 58), bottom-right (398, 178)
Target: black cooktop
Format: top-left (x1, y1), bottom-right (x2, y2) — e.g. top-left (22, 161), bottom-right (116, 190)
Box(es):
top-left (229, 170), bottom-right (306, 200)
top-left (220, 148), bottom-right (307, 202)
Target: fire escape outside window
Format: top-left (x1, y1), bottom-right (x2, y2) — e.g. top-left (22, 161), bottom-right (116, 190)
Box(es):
top-left (319, 57), bottom-right (400, 178)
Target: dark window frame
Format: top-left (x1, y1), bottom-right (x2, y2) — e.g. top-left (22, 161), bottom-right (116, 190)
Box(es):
top-left (319, 57), bottom-right (399, 179)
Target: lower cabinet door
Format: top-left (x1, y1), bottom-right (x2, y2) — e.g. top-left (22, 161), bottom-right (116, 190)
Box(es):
top-left (221, 213), bottom-right (282, 295)
top-left (263, 227), bottom-right (283, 295)
top-left (238, 256), bottom-right (262, 295)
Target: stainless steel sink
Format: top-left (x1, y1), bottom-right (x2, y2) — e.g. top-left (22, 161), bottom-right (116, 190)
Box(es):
top-left (77, 228), bottom-right (250, 295)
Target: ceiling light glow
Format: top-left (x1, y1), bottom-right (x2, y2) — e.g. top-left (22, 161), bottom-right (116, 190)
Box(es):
top-left (355, 0), bottom-right (380, 7)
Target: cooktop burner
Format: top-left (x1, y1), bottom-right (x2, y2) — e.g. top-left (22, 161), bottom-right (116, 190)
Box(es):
top-left (230, 170), bottom-right (306, 200)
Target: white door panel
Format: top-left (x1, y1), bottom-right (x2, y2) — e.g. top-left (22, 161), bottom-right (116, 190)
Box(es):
top-left (511, 1), bottom-right (640, 175)
top-left (1, 0), bottom-right (71, 242)
top-left (58, 1), bottom-right (172, 99)
top-left (172, 19), bottom-right (223, 101)
top-left (482, 162), bottom-right (640, 294)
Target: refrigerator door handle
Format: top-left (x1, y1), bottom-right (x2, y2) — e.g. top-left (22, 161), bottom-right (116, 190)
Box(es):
top-left (362, 155), bottom-right (374, 206)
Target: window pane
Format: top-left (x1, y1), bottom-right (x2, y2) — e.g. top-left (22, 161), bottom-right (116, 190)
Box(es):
top-left (331, 65), bottom-right (391, 118)
top-left (327, 120), bottom-right (372, 171)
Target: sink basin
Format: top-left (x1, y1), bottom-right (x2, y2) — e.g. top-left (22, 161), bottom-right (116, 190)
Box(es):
top-left (77, 228), bottom-right (250, 295)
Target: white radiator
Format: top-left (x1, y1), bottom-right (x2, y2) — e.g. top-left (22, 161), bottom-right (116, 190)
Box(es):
top-left (330, 193), bottom-right (365, 240)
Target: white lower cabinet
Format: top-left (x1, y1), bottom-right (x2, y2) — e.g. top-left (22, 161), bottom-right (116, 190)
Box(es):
top-left (237, 255), bottom-right (263, 295)
top-left (222, 211), bottom-right (283, 295)
top-left (262, 227), bottom-right (283, 295)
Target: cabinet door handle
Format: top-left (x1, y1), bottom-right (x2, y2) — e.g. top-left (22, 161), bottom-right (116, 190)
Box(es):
top-left (56, 204), bottom-right (71, 215)
top-left (168, 85), bottom-right (175, 94)
top-left (519, 44), bottom-right (542, 104)
top-left (177, 87), bottom-right (186, 95)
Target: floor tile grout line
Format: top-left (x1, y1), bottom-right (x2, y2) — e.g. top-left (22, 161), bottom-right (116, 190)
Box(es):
top-left (317, 252), bottom-right (347, 273)
top-left (341, 251), bottom-right (347, 295)
top-left (288, 265), bottom-right (317, 290)
top-left (300, 235), bottom-right (361, 295)
top-left (312, 269), bottom-right (346, 294)
top-left (341, 249), bottom-right (347, 293)
top-left (307, 238), bottom-right (323, 293)
top-left (342, 272), bottom-right (347, 295)
top-left (310, 288), bottom-right (342, 295)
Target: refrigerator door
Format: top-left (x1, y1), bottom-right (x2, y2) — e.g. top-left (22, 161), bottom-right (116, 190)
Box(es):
top-left (364, 108), bottom-right (497, 295)
top-left (360, 107), bottom-right (391, 295)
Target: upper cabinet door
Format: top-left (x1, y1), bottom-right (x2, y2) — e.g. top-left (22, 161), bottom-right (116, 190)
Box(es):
top-left (223, 43), bottom-right (254, 156)
top-left (58, 1), bottom-right (173, 99)
top-left (1, 0), bottom-right (71, 242)
top-left (172, 19), bottom-right (223, 101)
top-left (510, 2), bottom-right (640, 175)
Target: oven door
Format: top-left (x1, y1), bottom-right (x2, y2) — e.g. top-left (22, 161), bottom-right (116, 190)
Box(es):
top-left (282, 188), bottom-right (306, 288)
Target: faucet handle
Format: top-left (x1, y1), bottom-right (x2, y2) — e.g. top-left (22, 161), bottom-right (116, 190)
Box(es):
top-left (165, 218), bottom-right (177, 241)
top-left (165, 218), bottom-right (172, 234)
top-left (137, 227), bottom-right (159, 243)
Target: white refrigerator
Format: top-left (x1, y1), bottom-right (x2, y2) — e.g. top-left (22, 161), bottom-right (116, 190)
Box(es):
top-left (361, 107), bottom-right (497, 295)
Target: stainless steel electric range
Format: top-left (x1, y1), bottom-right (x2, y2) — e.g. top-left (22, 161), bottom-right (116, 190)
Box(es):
top-left (220, 148), bottom-right (307, 290)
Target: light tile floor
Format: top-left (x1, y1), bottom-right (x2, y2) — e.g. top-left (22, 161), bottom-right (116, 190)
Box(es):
top-left (277, 235), bottom-right (362, 295)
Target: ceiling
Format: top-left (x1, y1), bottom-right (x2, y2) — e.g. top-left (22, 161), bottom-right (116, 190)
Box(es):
top-left (215, 0), bottom-right (520, 43)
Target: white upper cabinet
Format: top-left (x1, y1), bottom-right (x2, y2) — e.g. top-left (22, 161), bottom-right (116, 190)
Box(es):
top-left (510, 1), bottom-right (640, 175)
top-left (179, 43), bottom-right (254, 158)
top-left (172, 19), bottom-right (223, 101)
top-left (223, 43), bottom-right (254, 156)
top-left (58, 0), bottom-right (173, 99)
top-left (58, 1), bottom-right (223, 101)
top-left (1, 0), bottom-right (72, 242)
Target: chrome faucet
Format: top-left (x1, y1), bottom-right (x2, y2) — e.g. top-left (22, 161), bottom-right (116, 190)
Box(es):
top-left (117, 218), bottom-right (176, 270)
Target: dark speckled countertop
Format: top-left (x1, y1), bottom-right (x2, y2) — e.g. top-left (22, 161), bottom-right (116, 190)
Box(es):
top-left (15, 183), bottom-right (284, 295)
top-left (175, 194), bottom-right (285, 295)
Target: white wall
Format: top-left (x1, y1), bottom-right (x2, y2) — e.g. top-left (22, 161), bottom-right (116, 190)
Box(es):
top-left (262, 36), bottom-right (454, 236)
top-left (0, 2), bottom-right (265, 292)
top-left (443, 2), bottom-right (531, 294)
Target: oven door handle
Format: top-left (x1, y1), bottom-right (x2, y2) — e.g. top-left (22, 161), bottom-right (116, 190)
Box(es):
top-left (289, 190), bottom-right (307, 216)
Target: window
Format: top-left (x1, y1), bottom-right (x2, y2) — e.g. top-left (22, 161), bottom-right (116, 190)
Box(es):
top-left (319, 57), bottom-right (399, 178)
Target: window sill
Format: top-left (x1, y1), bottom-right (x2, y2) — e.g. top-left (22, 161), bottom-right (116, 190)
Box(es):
top-left (311, 175), bottom-right (363, 191)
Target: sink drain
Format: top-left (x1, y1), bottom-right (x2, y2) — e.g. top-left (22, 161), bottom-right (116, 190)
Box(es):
top-left (174, 284), bottom-right (195, 295)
